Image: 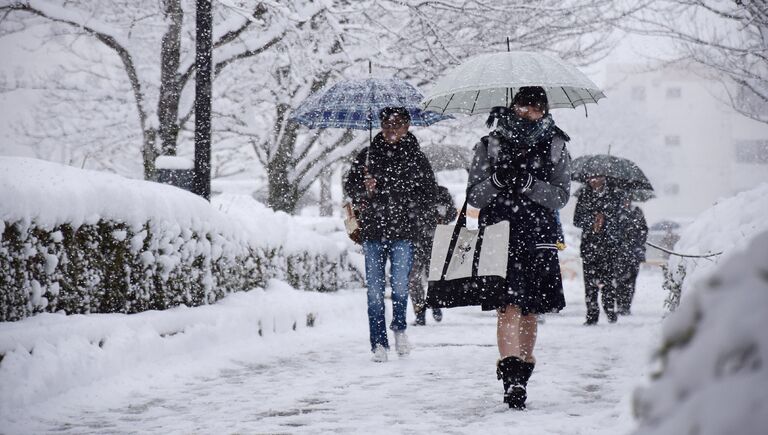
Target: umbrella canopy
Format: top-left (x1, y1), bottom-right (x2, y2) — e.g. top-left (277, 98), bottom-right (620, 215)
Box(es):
top-left (571, 154), bottom-right (654, 191)
top-left (574, 185), bottom-right (655, 203)
top-left (291, 77), bottom-right (451, 129)
top-left (421, 51), bottom-right (605, 115)
top-left (420, 144), bottom-right (472, 172)
top-left (628, 189), bottom-right (656, 202)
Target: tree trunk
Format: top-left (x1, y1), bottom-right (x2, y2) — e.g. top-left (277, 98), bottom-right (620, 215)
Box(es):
top-left (142, 127), bottom-right (158, 180)
top-left (267, 158), bottom-right (300, 214)
top-left (267, 105), bottom-right (300, 213)
top-left (319, 170), bottom-right (333, 216)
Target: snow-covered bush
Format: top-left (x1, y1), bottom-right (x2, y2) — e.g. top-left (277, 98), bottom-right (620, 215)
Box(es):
top-left (632, 229), bottom-right (768, 435)
top-left (663, 183), bottom-right (768, 311)
top-left (0, 157), bottom-right (360, 321)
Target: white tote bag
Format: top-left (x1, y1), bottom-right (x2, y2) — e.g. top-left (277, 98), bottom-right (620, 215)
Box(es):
top-left (426, 201), bottom-right (509, 308)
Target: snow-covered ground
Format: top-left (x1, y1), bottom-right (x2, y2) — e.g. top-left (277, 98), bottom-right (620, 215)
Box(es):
top-left (0, 269), bottom-right (668, 434)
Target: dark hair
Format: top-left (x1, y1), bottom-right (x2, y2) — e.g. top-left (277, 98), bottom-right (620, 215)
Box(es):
top-left (379, 106), bottom-right (411, 122)
top-left (512, 86), bottom-right (549, 112)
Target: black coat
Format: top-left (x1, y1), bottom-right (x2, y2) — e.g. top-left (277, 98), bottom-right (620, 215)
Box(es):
top-left (573, 186), bottom-right (627, 261)
top-left (413, 185), bottom-right (457, 259)
top-left (619, 205), bottom-right (648, 265)
top-left (467, 115), bottom-right (570, 315)
top-left (344, 132), bottom-right (438, 242)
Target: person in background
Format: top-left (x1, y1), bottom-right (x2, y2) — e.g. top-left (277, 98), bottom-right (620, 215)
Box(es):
top-left (343, 107), bottom-right (438, 362)
top-left (409, 185), bottom-right (457, 326)
top-left (616, 198), bottom-right (648, 315)
top-left (573, 176), bottom-right (626, 325)
top-left (466, 87), bottom-right (570, 409)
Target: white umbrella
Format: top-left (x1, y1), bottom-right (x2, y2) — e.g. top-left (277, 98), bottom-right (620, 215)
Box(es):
top-left (421, 51), bottom-right (605, 115)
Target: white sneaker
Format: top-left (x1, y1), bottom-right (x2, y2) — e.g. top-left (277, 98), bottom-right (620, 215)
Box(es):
top-left (371, 344), bottom-right (388, 362)
top-left (394, 330), bottom-right (411, 357)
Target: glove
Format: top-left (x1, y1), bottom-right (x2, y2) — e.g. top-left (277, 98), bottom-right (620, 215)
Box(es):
top-left (491, 162), bottom-right (533, 192)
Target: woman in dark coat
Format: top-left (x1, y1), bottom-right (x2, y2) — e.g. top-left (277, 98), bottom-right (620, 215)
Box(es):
top-left (573, 177), bottom-right (626, 325)
top-left (344, 107), bottom-right (438, 362)
top-left (466, 87), bottom-right (571, 409)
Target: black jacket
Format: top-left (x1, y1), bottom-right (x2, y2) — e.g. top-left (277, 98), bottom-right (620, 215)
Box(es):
top-left (412, 185), bottom-right (457, 258)
top-left (465, 111), bottom-right (570, 314)
top-left (573, 186), bottom-right (627, 259)
top-left (620, 205), bottom-right (648, 264)
top-left (344, 132), bottom-right (438, 241)
top-left (467, 117), bottom-right (571, 247)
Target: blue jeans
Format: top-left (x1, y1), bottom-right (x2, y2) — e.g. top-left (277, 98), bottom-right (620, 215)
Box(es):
top-left (363, 240), bottom-right (413, 352)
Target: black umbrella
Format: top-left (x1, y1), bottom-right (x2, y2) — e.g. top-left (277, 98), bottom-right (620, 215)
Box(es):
top-left (571, 154), bottom-right (653, 191)
top-left (628, 189), bottom-right (655, 202)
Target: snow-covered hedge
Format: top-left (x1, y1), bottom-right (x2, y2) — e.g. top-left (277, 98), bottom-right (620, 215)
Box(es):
top-left (0, 158), bottom-right (360, 321)
top-left (632, 229), bottom-right (768, 435)
top-left (663, 183), bottom-right (768, 311)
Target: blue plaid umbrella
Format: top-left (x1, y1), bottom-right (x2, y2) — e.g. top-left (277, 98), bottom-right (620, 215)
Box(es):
top-left (291, 78), bottom-right (451, 130)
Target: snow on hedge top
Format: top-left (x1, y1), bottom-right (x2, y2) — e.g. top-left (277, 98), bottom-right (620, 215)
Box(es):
top-left (212, 193), bottom-right (344, 256)
top-left (669, 182), bottom-right (768, 296)
top-left (634, 229), bottom-right (768, 435)
top-left (0, 157), bottom-right (243, 236)
top-left (0, 157), bottom-right (342, 255)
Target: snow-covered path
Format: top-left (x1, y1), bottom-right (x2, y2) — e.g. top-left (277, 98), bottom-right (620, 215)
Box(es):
top-left (2, 271), bottom-right (667, 434)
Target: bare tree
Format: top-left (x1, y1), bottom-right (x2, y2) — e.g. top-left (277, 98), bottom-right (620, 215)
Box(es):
top-left (1, 0), bottom-right (648, 214)
top-left (626, 0), bottom-right (768, 124)
top-left (0, 1), bottom-right (327, 179)
top-left (365, 0), bottom-right (648, 83)
top-left (0, 1), bottom-right (382, 213)
top-left (197, 3), bottom-right (376, 213)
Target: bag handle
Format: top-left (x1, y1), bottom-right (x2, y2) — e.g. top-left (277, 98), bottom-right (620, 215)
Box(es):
top-left (439, 200), bottom-right (469, 281)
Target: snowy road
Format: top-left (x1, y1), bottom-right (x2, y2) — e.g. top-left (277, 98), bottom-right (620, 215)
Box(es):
top-left (2, 271), bottom-right (667, 434)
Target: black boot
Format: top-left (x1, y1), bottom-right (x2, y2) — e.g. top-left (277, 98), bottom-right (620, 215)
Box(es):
top-left (413, 309), bottom-right (426, 326)
top-left (497, 357), bottom-right (535, 409)
top-left (432, 308), bottom-right (443, 322)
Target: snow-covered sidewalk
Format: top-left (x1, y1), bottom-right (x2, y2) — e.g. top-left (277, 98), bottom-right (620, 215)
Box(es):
top-left (0, 271), bottom-right (667, 434)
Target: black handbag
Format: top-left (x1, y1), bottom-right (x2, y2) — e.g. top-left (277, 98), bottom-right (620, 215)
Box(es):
top-left (425, 201), bottom-right (510, 308)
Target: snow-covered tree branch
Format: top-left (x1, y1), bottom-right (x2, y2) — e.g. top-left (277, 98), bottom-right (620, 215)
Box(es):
top-left (626, 0), bottom-right (768, 124)
top-left (1, 0), bottom-right (646, 213)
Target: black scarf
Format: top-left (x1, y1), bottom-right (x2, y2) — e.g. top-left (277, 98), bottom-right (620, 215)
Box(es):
top-left (368, 131), bottom-right (419, 166)
top-left (485, 106), bottom-right (556, 145)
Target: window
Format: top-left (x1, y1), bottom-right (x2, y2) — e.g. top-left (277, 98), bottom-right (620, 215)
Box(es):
top-left (735, 140), bottom-right (768, 164)
top-left (631, 86), bottom-right (646, 101)
top-left (666, 87), bottom-right (682, 99)
top-left (663, 183), bottom-right (680, 195)
top-left (665, 135), bottom-right (681, 147)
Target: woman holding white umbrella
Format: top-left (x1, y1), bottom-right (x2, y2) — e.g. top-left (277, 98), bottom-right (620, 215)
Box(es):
top-left (466, 86), bottom-right (570, 409)
top-left (423, 51), bottom-right (603, 409)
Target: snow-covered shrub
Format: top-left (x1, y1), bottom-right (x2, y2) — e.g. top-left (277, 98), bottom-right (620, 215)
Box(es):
top-left (663, 183), bottom-right (768, 311)
top-left (632, 229), bottom-right (768, 435)
top-left (660, 262), bottom-right (685, 312)
top-left (0, 158), bottom-right (361, 321)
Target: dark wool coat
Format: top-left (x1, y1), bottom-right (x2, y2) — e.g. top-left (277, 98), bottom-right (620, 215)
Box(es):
top-left (573, 186), bottom-right (627, 263)
top-left (413, 185), bottom-right (458, 260)
top-left (466, 114), bottom-right (571, 314)
top-left (619, 205), bottom-right (648, 265)
top-left (344, 132), bottom-right (438, 242)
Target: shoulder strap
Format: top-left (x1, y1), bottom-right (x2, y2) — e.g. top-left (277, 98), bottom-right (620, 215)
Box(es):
top-left (439, 200), bottom-right (469, 280)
